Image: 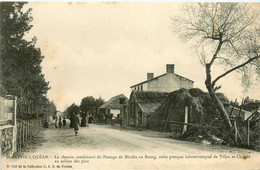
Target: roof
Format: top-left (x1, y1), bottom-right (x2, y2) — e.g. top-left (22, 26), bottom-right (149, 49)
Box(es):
top-left (138, 103), bottom-right (162, 116)
top-left (99, 94), bottom-right (128, 109)
top-left (130, 90), bottom-right (168, 103)
top-left (130, 73), bottom-right (194, 88)
top-left (130, 91), bottom-right (168, 116)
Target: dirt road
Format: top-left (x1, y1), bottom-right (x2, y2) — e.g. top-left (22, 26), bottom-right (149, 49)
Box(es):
top-left (2, 123), bottom-right (260, 170)
top-left (36, 124), bottom-right (255, 154)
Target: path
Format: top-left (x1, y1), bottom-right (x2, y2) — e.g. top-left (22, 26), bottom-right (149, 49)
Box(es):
top-left (2, 123), bottom-right (260, 170)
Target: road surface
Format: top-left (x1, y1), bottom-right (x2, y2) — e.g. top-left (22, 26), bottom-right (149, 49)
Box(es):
top-left (2, 123), bottom-right (260, 169)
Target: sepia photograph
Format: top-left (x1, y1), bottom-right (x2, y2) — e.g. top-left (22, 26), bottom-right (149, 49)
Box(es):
top-left (0, 1), bottom-right (260, 169)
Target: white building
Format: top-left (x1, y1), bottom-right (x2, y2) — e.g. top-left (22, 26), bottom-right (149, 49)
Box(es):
top-left (130, 64), bottom-right (194, 92)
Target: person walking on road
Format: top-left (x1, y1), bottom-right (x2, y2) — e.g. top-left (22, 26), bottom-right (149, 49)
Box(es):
top-left (71, 112), bottom-right (80, 136)
top-left (58, 116), bottom-right (63, 128)
top-left (62, 118), bottom-right (66, 127)
top-left (55, 116), bottom-right (58, 128)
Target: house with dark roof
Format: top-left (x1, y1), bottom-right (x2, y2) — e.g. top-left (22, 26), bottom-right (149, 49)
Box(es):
top-left (130, 64), bottom-right (194, 92)
top-left (124, 91), bottom-right (168, 128)
top-left (99, 94), bottom-right (128, 118)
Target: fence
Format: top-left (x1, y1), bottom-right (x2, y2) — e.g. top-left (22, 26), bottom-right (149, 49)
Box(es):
top-left (0, 96), bottom-right (44, 157)
top-left (162, 106), bottom-right (259, 149)
top-left (16, 118), bottom-right (43, 152)
top-left (232, 110), bottom-right (260, 148)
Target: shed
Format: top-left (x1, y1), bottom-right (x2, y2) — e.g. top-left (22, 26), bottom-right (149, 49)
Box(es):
top-left (126, 91), bottom-right (168, 128)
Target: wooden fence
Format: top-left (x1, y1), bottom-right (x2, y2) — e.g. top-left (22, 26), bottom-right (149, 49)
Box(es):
top-left (232, 110), bottom-right (260, 147)
top-left (16, 118), bottom-right (43, 152)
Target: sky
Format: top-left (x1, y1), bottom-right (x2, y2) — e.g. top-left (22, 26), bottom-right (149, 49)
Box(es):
top-left (25, 2), bottom-right (260, 111)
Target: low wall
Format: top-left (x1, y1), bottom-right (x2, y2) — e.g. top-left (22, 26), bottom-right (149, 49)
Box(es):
top-left (0, 118), bottom-right (43, 158)
top-left (0, 125), bottom-right (15, 157)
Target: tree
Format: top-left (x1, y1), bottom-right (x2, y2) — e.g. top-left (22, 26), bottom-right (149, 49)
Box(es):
top-left (65, 103), bottom-right (79, 128)
top-left (80, 96), bottom-right (95, 114)
top-left (45, 101), bottom-right (57, 118)
top-left (94, 97), bottom-right (105, 114)
top-left (93, 97), bottom-right (105, 124)
top-left (80, 96), bottom-right (95, 127)
top-left (174, 3), bottom-right (260, 130)
top-left (243, 96), bottom-right (260, 111)
top-left (66, 103), bottom-right (79, 117)
top-left (0, 2), bottom-right (50, 117)
top-left (79, 96), bottom-right (105, 126)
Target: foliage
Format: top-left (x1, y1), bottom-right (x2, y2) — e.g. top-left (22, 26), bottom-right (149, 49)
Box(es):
top-left (79, 96), bottom-right (104, 126)
top-left (174, 3), bottom-right (260, 91)
top-left (94, 97), bottom-right (105, 110)
top-left (230, 100), bottom-right (240, 108)
top-left (45, 101), bottom-right (57, 117)
top-left (173, 3), bottom-right (260, 130)
top-left (80, 96), bottom-right (95, 117)
top-left (66, 103), bottom-right (79, 118)
top-left (80, 96), bottom-right (104, 117)
top-left (147, 88), bottom-right (229, 130)
top-left (243, 96), bottom-right (260, 111)
top-left (0, 2), bottom-right (50, 118)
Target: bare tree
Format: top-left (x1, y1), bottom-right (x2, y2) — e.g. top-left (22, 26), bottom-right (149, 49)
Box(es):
top-left (173, 3), bottom-right (260, 130)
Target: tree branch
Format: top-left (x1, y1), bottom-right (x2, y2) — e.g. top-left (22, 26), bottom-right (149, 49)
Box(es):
top-left (212, 55), bottom-right (260, 87)
top-left (209, 36), bottom-right (223, 66)
top-left (216, 57), bottom-right (233, 66)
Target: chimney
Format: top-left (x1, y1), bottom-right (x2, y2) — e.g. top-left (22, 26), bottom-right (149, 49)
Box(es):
top-left (166, 64), bottom-right (175, 73)
top-left (147, 73), bottom-right (154, 80)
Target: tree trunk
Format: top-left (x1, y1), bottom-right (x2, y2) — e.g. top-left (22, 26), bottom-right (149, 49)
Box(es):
top-left (205, 64), bottom-right (233, 130)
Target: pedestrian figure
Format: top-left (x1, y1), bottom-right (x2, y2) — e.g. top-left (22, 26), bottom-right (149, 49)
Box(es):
top-left (59, 116), bottom-right (62, 128)
top-left (55, 116), bottom-right (58, 128)
top-left (88, 115), bottom-right (93, 124)
top-left (71, 112), bottom-right (80, 136)
top-left (118, 114), bottom-right (122, 127)
top-left (62, 118), bottom-right (66, 127)
top-left (44, 118), bottom-right (49, 128)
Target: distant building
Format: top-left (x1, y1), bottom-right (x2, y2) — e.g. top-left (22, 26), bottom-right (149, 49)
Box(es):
top-left (99, 94), bottom-right (128, 118)
top-left (130, 64), bottom-right (194, 92)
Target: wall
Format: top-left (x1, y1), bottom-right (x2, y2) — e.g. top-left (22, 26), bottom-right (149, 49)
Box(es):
top-left (110, 109), bottom-right (120, 117)
top-left (0, 125), bottom-right (14, 157)
top-left (129, 102), bottom-right (135, 126)
top-left (131, 83), bottom-right (147, 91)
top-left (121, 105), bottom-right (128, 126)
top-left (147, 73), bottom-right (193, 92)
top-left (0, 118), bottom-right (43, 158)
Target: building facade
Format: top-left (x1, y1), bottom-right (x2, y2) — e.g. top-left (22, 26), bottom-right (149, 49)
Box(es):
top-left (130, 64), bottom-right (194, 92)
top-left (125, 64), bottom-right (194, 128)
top-left (99, 94), bottom-right (128, 118)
